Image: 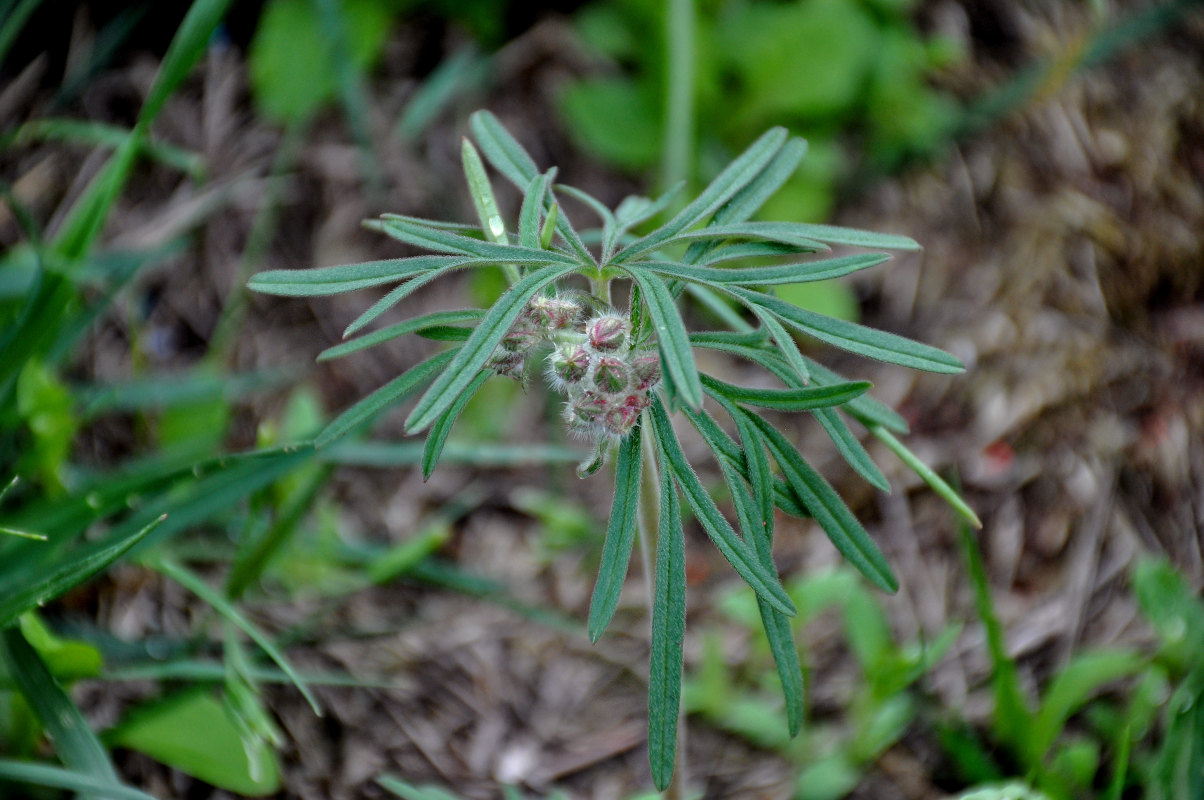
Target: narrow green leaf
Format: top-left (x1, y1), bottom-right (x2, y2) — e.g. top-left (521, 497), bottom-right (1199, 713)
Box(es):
top-left (248, 255), bottom-right (467, 296)
top-left (421, 370), bottom-right (490, 480)
top-left (648, 463), bottom-right (685, 791)
top-left (640, 252), bottom-right (889, 286)
top-left (0, 627), bottom-right (117, 788)
top-left (649, 398), bottom-right (795, 616)
top-left (519, 172), bottom-right (553, 249)
top-left (467, 110), bottom-right (540, 189)
top-left (749, 306), bottom-right (809, 384)
top-left (625, 267), bottom-right (702, 410)
top-left (871, 426), bottom-right (981, 527)
top-left (683, 137), bottom-right (808, 265)
top-left (626, 221), bottom-right (830, 260)
top-left (1028, 649), bottom-right (1144, 764)
top-left (316, 349), bottom-right (457, 447)
top-left (461, 137), bottom-right (507, 243)
top-left (0, 760), bottom-right (159, 800)
top-left (587, 427), bottom-right (643, 642)
top-left (814, 408), bottom-right (890, 493)
top-left (749, 412), bottom-right (898, 593)
top-left (684, 283), bottom-right (753, 333)
top-left (342, 261), bottom-right (472, 337)
top-left (2, 118), bottom-right (204, 176)
top-left (139, 0), bottom-right (234, 125)
top-left (318, 310), bottom-right (483, 361)
top-left (406, 262), bottom-right (580, 433)
top-left (804, 357), bottom-right (909, 434)
top-left (701, 373), bottom-right (870, 411)
top-left (698, 241), bottom-right (816, 265)
top-left (731, 287), bottom-right (965, 374)
top-left (618, 127), bottom-right (787, 261)
top-left (0, 515), bottom-right (164, 631)
top-left (368, 217), bottom-right (575, 264)
top-left (778, 222), bottom-right (921, 251)
top-left (152, 558), bottom-right (321, 716)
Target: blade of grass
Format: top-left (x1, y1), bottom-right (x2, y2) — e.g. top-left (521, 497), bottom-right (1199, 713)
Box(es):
top-left (151, 557), bottom-right (321, 715)
top-left (0, 760), bottom-right (160, 800)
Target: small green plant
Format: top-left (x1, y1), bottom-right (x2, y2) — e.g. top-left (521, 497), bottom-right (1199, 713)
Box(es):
top-left (250, 109), bottom-right (976, 790)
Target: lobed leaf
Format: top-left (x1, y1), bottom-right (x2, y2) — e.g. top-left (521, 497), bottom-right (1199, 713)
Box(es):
top-left (587, 427), bottom-right (644, 642)
top-left (318, 310), bottom-right (484, 361)
top-left (248, 255), bottom-right (466, 296)
top-left (316, 349), bottom-right (458, 447)
top-left (731, 287), bottom-right (965, 374)
top-left (405, 263), bottom-right (580, 433)
top-left (648, 462), bottom-right (686, 791)
top-left (748, 412), bottom-right (898, 593)
top-left (421, 370), bottom-right (490, 480)
top-left (701, 373), bottom-right (870, 411)
top-left (649, 398), bottom-right (796, 616)
top-left (624, 267), bottom-right (703, 410)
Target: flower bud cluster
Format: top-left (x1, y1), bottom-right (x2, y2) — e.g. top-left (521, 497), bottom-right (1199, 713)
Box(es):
top-left (487, 296), bottom-right (661, 441)
top-left (553, 314), bottom-right (661, 440)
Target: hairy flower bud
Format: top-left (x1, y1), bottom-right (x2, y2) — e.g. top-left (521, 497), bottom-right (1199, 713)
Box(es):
top-left (592, 356), bottom-right (629, 393)
top-left (586, 315), bottom-right (628, 353)
top-left (569, 391), bottom-right (610, 425)
top-left (487, 349), bottom-right (525, 380)
top-left (549, 345), bottom-right (590, 386)
top-left (630, 351), bottom-right (661, 390)
top-left (528, 295), bottom-right (583, 331)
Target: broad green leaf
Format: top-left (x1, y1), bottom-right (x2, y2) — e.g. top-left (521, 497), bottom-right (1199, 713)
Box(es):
top-left (0, 760), bottom-right (159, 800)
top-left (406, 262), bottom-right (580, 433)
top-left (316, 349), bottom-right (457, 446)
top-left (421, 370), bottom-right (490, 480)
top-left (731, 287), bottom-right (964, 374)
top-left (625, 268), bottom-right (702, 410)
top-left (106, 689), bottom-right (280, 795)
top-left (648, 463), bottom-right (685, 791)
top-left (701, 373), bottom-right (870, 411)
top-left (814, 408), bottom-right (890, 493)
top-left (649, 398), bottom-right (795, 616)
top-left (0, 514), bottom-right (163, 631)
top-left (0, 626), bottom-right (117, 788)
top-left (748, 412), bottom-right (898, 592)
top-left (152, 558), bottom-right (320, 715)
top-left (640, 252), bottom-right (889, 286)
top-left (618, 127), bottom-right (788, 261)
top-left (587, 427), bottom-right (643, 642)
top-left (872, 426), bottom-right (980, 527)
top-left (248, 255), bottom-right (466, 296)
top-left (318, 310), bottom-right (483, 361)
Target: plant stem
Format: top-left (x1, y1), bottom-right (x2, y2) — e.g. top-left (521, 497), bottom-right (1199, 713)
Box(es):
top-left (662, 0), bottom-right (694, 193)
top-left (636, 422), bottom-right (689, 798)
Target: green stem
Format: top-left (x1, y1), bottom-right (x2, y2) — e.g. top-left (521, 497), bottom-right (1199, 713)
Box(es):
top-left (662, 0), bottom-right (694, 193)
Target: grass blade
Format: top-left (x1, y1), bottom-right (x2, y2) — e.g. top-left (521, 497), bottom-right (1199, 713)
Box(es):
top-left (405, 262), bottom-right (579, 433)
top-left (316, 349), bottom-right (458, 447)
top-left (0, 626), bottom-right (118, 791)
top-left (587, 426), bottom-right (643, 642)
top-left (0, 760), bottom-right (160, 800)
top-left (650, 398), bottom-right (795, 616)
top-left (151, 558), bottom-right (321, 715)
top-left (748, 411), bottom-right (898, 593)
top-left (138, 0), bottom-right (233, 126)
top-left (0, 514), bottom-right (164, 630)
top-left (648, 463), bottom-right (685, 791)
top-left (625, 267), bottom-right (702, 410)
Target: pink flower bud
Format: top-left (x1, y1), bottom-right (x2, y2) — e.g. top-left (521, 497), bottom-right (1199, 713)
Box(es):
top-left (550, 345), bottom-right (590, 385)
top-left (586, 315), bottom-right (628, 353)
top-left (630, 351), bottom-right (661, 390)
top-left (488, 349), bottom-right (525, 379)
top-left (592, 356), bottom-right (629, 393)
top-left (527, 295), bottom-right (583, 330)
top-left (570, 391), bottom-right (610, 424)
top-left (602, 394), bottom-right (648, 435)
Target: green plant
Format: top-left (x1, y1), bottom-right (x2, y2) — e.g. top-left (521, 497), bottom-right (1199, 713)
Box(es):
top-left (250, 110), bottom-right (976, 790)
